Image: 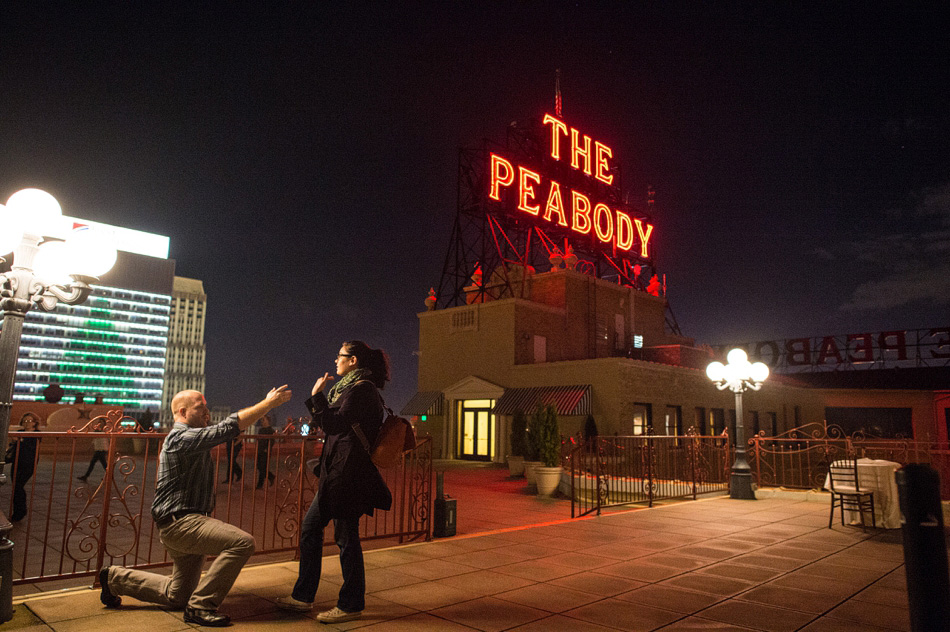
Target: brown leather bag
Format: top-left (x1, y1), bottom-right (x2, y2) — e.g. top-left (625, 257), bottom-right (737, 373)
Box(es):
top-left (351, 381), bottom-right (416, 468)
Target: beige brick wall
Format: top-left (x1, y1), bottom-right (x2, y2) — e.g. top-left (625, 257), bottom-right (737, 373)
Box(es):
top-left (415, 268), bottom-right (946, 460)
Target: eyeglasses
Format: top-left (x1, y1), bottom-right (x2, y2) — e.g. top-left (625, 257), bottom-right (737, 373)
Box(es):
top-left (335, 353), bottom-right (354, 360)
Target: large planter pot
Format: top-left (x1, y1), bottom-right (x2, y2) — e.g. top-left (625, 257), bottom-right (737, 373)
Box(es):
top-left (523, 461), bottom-right (542, 486)
top-left (507, 455), bottom-right (525, 477)
top-left (535, 466), bottom-right (563, 497)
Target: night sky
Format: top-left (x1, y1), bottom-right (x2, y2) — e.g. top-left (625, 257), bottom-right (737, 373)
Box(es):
top-left (3, 3), bottom-right (948, 413)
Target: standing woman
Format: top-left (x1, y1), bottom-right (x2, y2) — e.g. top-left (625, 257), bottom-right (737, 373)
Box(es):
top-left (8, 413), bottom-right (41, 522)
top-left (277, 340), bottom-right (392, 624)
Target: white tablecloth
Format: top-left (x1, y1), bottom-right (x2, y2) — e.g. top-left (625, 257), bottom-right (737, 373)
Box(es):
top-left (823, 458), bottom-right (902, 529)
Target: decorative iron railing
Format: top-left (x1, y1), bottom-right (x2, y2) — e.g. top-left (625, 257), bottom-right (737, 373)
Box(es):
top-left (1, 410), bottom-right (432, 586)
top-left (568, 431), bottom-right (731, 518)
top-left (748, 422), bottom-right (950, 500)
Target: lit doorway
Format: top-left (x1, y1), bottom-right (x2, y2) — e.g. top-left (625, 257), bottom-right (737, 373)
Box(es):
top-left (457, 399), bottom-right (495, 461)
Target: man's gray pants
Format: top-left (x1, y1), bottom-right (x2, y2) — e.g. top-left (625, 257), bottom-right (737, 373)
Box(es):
top-left (107, 513), bottom-right (255, 610)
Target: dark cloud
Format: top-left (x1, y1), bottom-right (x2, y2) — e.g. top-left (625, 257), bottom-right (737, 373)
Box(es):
top-left (840, 181), bottom-right (950, 311)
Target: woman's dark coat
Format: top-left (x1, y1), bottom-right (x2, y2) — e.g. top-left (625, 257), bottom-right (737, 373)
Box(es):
top-left (306, 380), bottom-right (392, 518)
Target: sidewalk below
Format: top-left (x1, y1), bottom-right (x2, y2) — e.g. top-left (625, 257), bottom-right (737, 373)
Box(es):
top-left (7, 477), bottom-right (922, 631)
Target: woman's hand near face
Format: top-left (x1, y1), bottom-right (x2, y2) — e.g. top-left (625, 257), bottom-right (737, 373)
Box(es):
top-left (312, 372), bottom-right (334, 396)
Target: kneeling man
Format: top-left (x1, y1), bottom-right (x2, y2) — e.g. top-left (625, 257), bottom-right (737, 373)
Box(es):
top-left (100, 386), bottom-right (291, 627)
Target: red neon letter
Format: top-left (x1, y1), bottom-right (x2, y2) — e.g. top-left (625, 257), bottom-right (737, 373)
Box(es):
top-left (785, 338), bottom-right (811, 366)
top-left (542, 114), bottom-right (569, 161)
top-left (929, 327), bottom-right (950, 359)
top-left (847, 333), bottom-right (873, 362)
top-left (489, 154), bottom-right (514, 200)
top-left (571, 191), bottom-right (592, 235)
top-left (593, 203), bottom-right (614, 243)
top-left (570, 128), bottom-right (592, 175)
top-left (879, 330), bottom-right (907, 361)
top-left (543, 180), bottom-right (568, 226)
top-left (518, 167), bottom-right (542, 215)
top-left (615, 210), bottom-right (634, 251)
top-left (634, 219), bottom-right (654, 258)
top-left (817, 336), bottom-right (844, 365)
top-left (595, 141), bottom-right (614, 185)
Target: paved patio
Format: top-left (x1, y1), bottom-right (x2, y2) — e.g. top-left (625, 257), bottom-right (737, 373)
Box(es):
top-left (7, 472), bottom-right (918, 632)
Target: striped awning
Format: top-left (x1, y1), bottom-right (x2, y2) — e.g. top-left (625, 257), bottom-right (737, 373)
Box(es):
top-left (400, 391), bottom-right (445, 417)
top-left (491, 385), bottom-right (591, 416)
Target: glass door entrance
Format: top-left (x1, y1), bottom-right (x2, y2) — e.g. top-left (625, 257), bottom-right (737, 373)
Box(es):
top-left (457, 399), bottom-right (495, 461)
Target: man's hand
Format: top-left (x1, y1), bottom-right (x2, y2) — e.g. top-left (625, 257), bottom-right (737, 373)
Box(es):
top-left (236, 386), bottom-right (292, 431)
top-left (266, 385), bottom-right (292, 408)
top-left (312, 373), bottom-right (334, 396)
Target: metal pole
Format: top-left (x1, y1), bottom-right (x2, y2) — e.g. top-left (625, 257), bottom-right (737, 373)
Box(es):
top-left (730, 390), bottom-right (755, 499)
top-left (0, 309), bottom-right (27, 485)
top-left (0, 286), bottom-right (31, 625)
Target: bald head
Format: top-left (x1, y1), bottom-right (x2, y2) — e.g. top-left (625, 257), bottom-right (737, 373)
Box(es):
top-left (172, 390), bottom-right (210, 427)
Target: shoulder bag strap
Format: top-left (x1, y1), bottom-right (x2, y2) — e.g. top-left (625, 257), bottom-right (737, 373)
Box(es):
top-left (350, 380), bottom-right (384, 453)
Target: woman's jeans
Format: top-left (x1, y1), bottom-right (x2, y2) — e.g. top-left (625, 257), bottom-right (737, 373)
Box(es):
top-left (292, 497), bottom-right (365, 613)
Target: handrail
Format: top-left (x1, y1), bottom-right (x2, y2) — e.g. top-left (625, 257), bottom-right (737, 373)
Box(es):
top-left (569, 432), bottom-right (731, 517)
top-left (0, 427), bottom-right (432, 587)
top-left (747, 425), bottom-right (950, 500)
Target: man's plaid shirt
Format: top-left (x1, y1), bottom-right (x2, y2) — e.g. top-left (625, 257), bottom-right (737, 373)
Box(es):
top-left (151, 414), bottom-right (240, 523)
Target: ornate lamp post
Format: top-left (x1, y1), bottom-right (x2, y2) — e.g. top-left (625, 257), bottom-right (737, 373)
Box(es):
top-left (1, 188), bottom-right (117, 621)
top-left (0, 188), bottom-right (117, 484)
top-left (706, 348), bottom-right (769, 500)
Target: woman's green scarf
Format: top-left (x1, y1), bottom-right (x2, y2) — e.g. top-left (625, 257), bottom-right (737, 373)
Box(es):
top-left (327, 367), bottom-right (372, 406)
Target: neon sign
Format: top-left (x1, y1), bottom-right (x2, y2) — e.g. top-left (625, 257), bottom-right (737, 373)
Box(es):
top-left (487, 114), bottom-right (654, 258)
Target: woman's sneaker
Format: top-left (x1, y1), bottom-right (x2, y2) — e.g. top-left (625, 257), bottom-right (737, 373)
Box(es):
top-left (275, 595), bottom-right (312, 612)
top-left (316, 606), bottom-right (362, 623)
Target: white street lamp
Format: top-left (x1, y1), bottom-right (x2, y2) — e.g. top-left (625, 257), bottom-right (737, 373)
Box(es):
top-left (0, 188), bottom-right (118, 486)
top-left (706, 348), bottom-right (769, 500)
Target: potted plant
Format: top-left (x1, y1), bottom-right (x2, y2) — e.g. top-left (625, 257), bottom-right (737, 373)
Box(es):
top-left (507, 409), bottom-right (528, 477)
top-left (531, 403), bottom-right (563, 496)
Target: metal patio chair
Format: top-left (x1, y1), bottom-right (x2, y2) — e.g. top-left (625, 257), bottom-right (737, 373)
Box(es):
top-left (828, 458), bottom-right (876, 531)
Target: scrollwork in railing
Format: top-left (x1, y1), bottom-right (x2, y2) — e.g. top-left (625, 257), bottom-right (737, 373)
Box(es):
top-left (69, 409), bottom-right (154, 433)
top-left (743, 423), bottom-right (938, 490)
top-left (65, 451), bottom-right (143, 564)
top-left (685, 429), bottom-right (711, 486)
top-left (64, 511), bottom-right (101, 565)
top-left (273, 443), bottom-right (306, 541)
top-left (596, 437), bottom-right (610, 505)
top-left (407, 439), bottom-right (432, 527)
top-left (639, 435), bottom-right (658, 495)
top-left (99, 454), bottom-right (141, 560)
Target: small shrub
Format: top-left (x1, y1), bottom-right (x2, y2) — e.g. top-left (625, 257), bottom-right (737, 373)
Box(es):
top-left (509, 409), bottom-right (529, 458)
top-left (529, 404), bottom-right (560, 467)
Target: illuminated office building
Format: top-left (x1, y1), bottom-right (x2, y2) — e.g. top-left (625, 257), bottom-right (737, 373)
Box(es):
top-left (4, 218), bottom-right (174, 412)
top-left (160, 276), bottom-right (208, 421)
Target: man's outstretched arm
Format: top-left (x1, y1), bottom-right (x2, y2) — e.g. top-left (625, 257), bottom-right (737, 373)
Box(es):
top-left (236, 385), bottom-right (292, 431)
